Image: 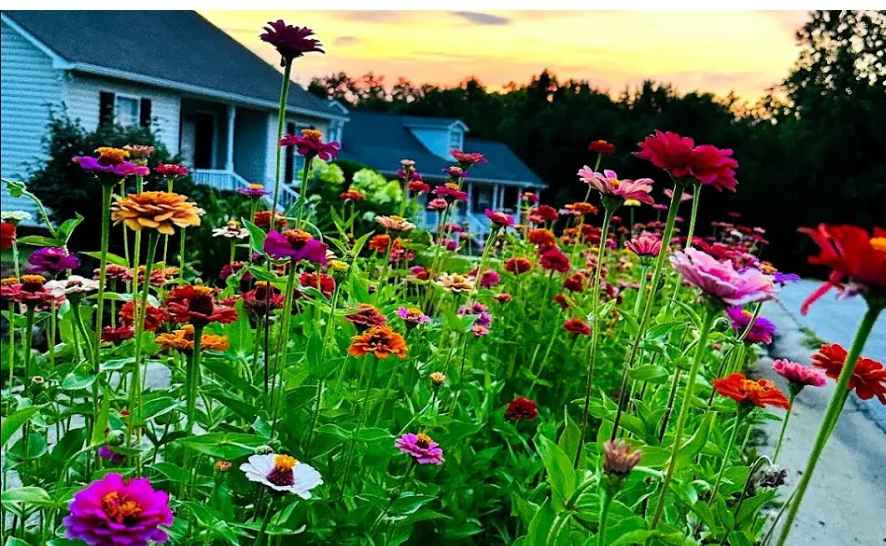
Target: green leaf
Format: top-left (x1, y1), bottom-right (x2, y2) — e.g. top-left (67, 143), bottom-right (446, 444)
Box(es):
top-left (1, 406), bottom-right (40, 448)
top-left (56, 213), bottom-right (84, 244)
top-left (1, 486), bottom-right (54, 508)
top-left (629, 365), bottom-right (670, 384)
top-left (536, 434), bottom-right (575, 509)
top-left (676, 413), bottom-right (714, 465)
top-left (91, 388), bottom-right (110, 446)
top-left (61, 368), bottom-right (97, 391)
top-left (177, 432), bottom-right (267, 459)
top-left (15, 234), bottom-right (62, 247)
top-left (243, 219), bottom-right (266, 255)
top-left (81, 251), bottom-right (130, 267)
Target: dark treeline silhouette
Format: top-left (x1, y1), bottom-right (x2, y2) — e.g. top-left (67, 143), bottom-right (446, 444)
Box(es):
top-left (309, 10), bottom-right (885, 274)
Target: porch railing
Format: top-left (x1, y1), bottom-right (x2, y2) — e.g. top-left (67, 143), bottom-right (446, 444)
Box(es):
top-left (192, 169), bottom-right (298, 213)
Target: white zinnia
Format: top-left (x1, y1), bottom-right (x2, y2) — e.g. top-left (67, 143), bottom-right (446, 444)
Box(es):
top-left (44, 275), bottom-right (100, 296)
top-left (1, 210), bottom-right (32, 223)
top-left (240, 453), bottom-right (322, 498)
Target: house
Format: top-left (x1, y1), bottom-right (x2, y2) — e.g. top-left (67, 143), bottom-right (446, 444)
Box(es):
top-left (340, 110), bottom-right (545, 234)
top-left (1, 10), bottom-right (347, 216)
top-left (1, 11), bottom-right (544, 234)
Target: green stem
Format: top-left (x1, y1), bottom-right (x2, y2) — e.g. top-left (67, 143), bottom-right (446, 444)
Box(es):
top-left (684, 183), bottom-right (701, 247)
top-left (774, 303), bottom-right (882, 546)
top-left (269, 264), bottom-right (298, 438)
top-left (23, 307), bottom-right (35, 385)
top-left (186, 324), bottom-right (205, 433)
top-left (597, 485), bottom-right (615, 546)
top-left (651, 304), bottom-right (715, 529)
top-left (7, 302), bottom-right (15, 387)
top-left (575, 207), bottom-right (613, 468)
top-left (94, 183), bottom-right (112, 362)
top-left (269, 60), bottom-right (293, 224)
top-left (772, 395), bottom-right (795, 464)
top-left (709, 409), bottom-right (744, 504)
top-left (127, 231), bottom-right (158, 450)
top-left (178, 228), bottom-right (187, 281)
top-left (610, 180), bottom-right (685, 440)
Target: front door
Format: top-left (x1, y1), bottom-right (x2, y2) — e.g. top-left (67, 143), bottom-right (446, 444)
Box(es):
top-left (180, 113), bottom-right (215, 169)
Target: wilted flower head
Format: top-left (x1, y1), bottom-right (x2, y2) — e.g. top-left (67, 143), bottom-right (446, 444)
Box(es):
top-left (240, 453), bottom-right (323, 497)
top-left (27, 247), bottom-right (80, 274)
top-left (260, 20), bottom-right (324, 65)
top-left (670, 248), bottom-right (775, 306)
top-left (505, 396), bottom-right (538, 421)
top-left (63, 473), bottom-right (173, 546)
top-left (811, 343), bottom-right (886, 403)
top-left (395, 432), bottom-right (444, 465)
top-left (111, 191), bottom-right (201, 235)
top-left (429, 371), bottom-right (447, 386)
top-left (602, 440), bottom-right (641, 477)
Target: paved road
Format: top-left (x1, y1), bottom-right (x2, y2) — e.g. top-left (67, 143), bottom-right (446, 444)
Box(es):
top-left (770, 279), bottom-right (886, 431)
top-left (757, 280), bottom-right (886, 545)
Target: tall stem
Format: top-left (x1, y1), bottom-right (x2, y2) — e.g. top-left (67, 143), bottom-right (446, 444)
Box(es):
top-left (651, 304), bottom-right (715, 529)
top-left (597, 484), bottom-right (615, 546)
top-left (709, 409), bottom-right (744, 504)
top-left (772, 394), bottom-right (796, 463)
top-left (269, 264), bottom-right (298, 437)
top-left (269, 60), bottom-right (293, 224)
top-left (610, 180), bottom-right (685, 440)
top-left (775, 303), bottom-right (882, 546)
top-left (127, 231), bottom-right (158, 447)
top-left (684, 183), bottom-right (701, 247)
top-left (23, 307), bottom-right (35, 385)
top-left (575, 207), bottom-right (613, 467)
top-left (185, 324), bottom-right (205, 433)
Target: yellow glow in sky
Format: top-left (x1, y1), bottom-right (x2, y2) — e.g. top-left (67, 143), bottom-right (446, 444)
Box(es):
top-left (201, 11), bottom-right (807, 102)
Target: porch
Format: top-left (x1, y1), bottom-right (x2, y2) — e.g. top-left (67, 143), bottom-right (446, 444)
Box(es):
top-left (419, 179), bottom-right (538, 237)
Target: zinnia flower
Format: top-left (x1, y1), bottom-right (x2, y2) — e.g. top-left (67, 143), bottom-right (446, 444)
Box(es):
top-left (153, 163), bottom-right (188, 178)
top-left (1, 222), bottom-right (15, 251)
top-left (485, 209), bottom-right (514, 228)
top-left (505, 396), bottom-right (538, 421)
top-left (520, 191), bottom-right (539, 204)
top-left (156, 325), bottom-right (229, 353)
top-left (395, 432), bottom-right (444, 465)
top-left (376, 215), bottom-right (415, 232)
top-left (242, 282), bottom-right (284, 316)
top-left (300, 272), bottom-right (335, 298)
top-left (576, 168), bottom-right (655, 205)
top-left (564, 318), bottom-right (591, 336)
top-left (811, 343), bottom-right (886, 403)
top-left (240, 453), bottom-right (323, 497)
top-left (27, 247), bottom-right (80, 274)
top-left (529, 205), bottom-right (559, 223)
top-left (263, 230), bottom-right (327, 265)
top-left (407, 180), bottom-right (430, 193)
top-left (528, 228), bottom-right (557, 248)
top-left (260, 20), bottom-right (324, 65)
top-left (504, 257), bottom-right (532, 275)
top-left (477, 269), bottom-right (500, 289)
top-left (253, 210), bottom-right (287, 230)
top-left (625, 232), bottom-right (662, 258)
top-left (713, 373), bottom-right (791, 409)
top-left (539, 246), bottom-right (571, 273)
top-left (63, 473), bottom-right (173, 546)
top-left (670, 248), bottom-right (775, 306)
top-left (397, 306), bottom-right (431, 328)
top-left (72, 155), bottom-right (150, 179)
top-left (238, 183), bottom-right (269, 199)
top-left (797, 224), bottom-right (886, 314)
top-left (602, 440), bottom-right (642, 477)
top-left (772, 359), bottom-right (827, 393)
top-left (339, 189), bottom-right (365, 202)
top-left (345, 304), bottom-right (387, 330)
top-left (436, 273), bottom-right (473, 293)
top-left (634, 131), bottom-right (738, 191)
top-left (111, 191), bottom-right (201, 235)
top-left (44, 275), bottom-right (99, 297)
top-left (166, 285), bottom-right (237, 326)
top-left (588, 139), bottom-right (615, 156)
top-left (212, 220), bottom-right (249, 239)
top-left (726, 306), bottom-right (776, 345)
top-left (451, 150), bottom-right (486, 168)
top-left (280, 128), bottom-right (340, 161)
top-left (458, 301), bottom-right (493, 337)
top-left (348, 325), bottom-right (408, 359)
top-left (102, 325), bottom-right (134, 345)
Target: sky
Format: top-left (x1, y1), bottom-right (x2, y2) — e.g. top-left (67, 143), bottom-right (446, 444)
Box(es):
top-left (201, 11), bottom-right (808, 103)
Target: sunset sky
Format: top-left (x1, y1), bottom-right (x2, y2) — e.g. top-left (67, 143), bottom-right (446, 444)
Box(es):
top-left (201, 11), bottom-right (808, 103)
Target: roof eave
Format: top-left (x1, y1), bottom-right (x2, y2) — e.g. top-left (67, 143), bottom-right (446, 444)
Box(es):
top-left (2, 13), bottom-right (74, 70)
top-left (68, 62), bottom-right (349, 122)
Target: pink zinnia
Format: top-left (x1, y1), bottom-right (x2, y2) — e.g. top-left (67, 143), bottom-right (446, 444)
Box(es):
top-left (451, 150), bottom-right (486, 168)
top-left (687, 144), bottom-right (738, 192)
top-left (634, 130), bottom-right (695, 178)
top-left (280, 129), bottom-right (340, 161)
top-left (625, 232), bottom-right (662, 258)
top-left (576, 168), bottom-right (655, 205)
top-left (670, 248), bottom-right (775, 306)
top-left (772, 359), bottom-right (827, 392)
top-left (64, 473), bottom-right (173, 546)
top-left (395, 432), bottom-right (444, 465)
top-left (484, 209), bottom-right (514, 228)
top-left (154, 163), bottom-right (189, 178)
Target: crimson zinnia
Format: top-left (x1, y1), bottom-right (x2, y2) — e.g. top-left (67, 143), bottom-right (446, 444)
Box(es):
top-left (811, 343), bottom-right (886, 403)
top-left (166, 285), bottom-right (237, 326)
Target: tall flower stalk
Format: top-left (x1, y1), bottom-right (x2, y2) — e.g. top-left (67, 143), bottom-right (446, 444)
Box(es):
top-left (774, 302), bottom-right (882, 546)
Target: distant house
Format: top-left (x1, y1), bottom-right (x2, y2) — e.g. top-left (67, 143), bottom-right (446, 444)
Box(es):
top-left (1, 11), bottom-right (544, 234)
top-left (341, 111), bottom-right (545, 233)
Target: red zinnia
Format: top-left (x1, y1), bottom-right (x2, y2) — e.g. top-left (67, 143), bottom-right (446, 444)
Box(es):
top-left (563, 272), bottom-right (586, 293)
top-left (505, 257), bottom-right (533, 274)
top-left (713, 372), bottom-right (791, 410)
top-left (505, 396), bottom-right (538, 421)
top-left (529, 205), bottom-right (559, 224)
top-left (368, 233), bottom-right (392, 253)
top-left (300, 272), bottom-right (335, 298)
top-left (539, 246), bottom-right (570, 273)
top-left (588, 139), bottom-right (615, 156)
top-left (798, 224), bottom-right (886, 314)
top-left (563, 318), bottom-right (591, 336)
top-left (451, 150), bottom-right (486, 168)
top-left (166, 285), bottom-right (237, 326)
top-left (119, 301), bottom-right (167, 332)
top-left (811, 343), bottom-right (886, 403)
top-left (345, 304), bottom-right (388, 330)
top-left (1, 222), bottom-right (15, 251)
top-left (528, 228), bottom-right (557, 248)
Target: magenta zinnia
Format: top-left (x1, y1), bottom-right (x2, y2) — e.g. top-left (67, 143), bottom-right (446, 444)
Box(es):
top-left (64, 473), bottom-right (173, 546)
top-left (260, 20), bottom-right (324, 65)
top-left (395, 432), bottom-right (444, 465)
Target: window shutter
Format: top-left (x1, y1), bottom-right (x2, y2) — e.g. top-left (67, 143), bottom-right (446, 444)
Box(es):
top-left (99, 91), bottom-right (115, 127)
top-left (139, 98), bottom-right (152, 128)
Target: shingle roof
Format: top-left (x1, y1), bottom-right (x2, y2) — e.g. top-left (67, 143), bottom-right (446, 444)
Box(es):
top-left (340, 110), bottom-right (544, 187)
top-left (3, 11), bottom-right (342, 119)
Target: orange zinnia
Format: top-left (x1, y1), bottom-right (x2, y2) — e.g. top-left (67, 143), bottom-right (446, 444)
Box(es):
top-left (111, 191), bottom-right (201, 235)
top-left (713, 372), bottom-right (790, 410)
top-left (348, 325), bottom-right (408, 359)
top-left (156, 325), bottom-right (229, 353)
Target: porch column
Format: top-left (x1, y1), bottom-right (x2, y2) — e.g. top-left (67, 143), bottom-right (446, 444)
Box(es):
top-left (515, 187), bottom-right (522, 224)
top-left (225, 104), bottom-right (236, 172)
top-left (466, 181), bottom-right (473, 214)
top-left (491, 184), bottom-right (499, 211)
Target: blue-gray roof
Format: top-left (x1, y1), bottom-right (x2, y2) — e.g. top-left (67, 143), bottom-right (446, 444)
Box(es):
top-left (340, 110), bottom-right (544, 186)
top-left (3, 11), bottom-right (342, 119)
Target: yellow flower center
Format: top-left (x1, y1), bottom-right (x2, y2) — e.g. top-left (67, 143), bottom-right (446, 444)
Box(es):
top-left (95, 147), bottom-right (129, 164)
top-left (274, 454), bottom-right (297, 471)
top-left (101, 491), bottom-right (143, 522)
top-left (416, 432), bottom-right (432, 447)
top-left (301, 128), bottom-right (323, 140)
top-left (21, 274), bottom-right (45, 287)
top-left (871, 237), bottom-right (886, 252)
top-left (248, 183), bottom-right (264, 190)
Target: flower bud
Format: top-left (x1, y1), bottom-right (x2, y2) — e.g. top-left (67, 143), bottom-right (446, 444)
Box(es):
top-left (602, 440), bottom-right (641, 477)
top-left (430, 372), bottom-right (447, 387)
top-left (30, 375), bottom-right (46, 395)
top-left (214, 460), bottom-right (232, 472)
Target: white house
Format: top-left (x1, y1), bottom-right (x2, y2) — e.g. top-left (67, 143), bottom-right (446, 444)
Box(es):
top-left (1, 10), bottom-right (347, 216)
top-left (1, 11), bottom-right (545, 234)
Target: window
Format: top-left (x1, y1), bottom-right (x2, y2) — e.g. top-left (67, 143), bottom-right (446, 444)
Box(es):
top-left (115, 96), bottom-right (140, 127)
top-left (449, 129), bottom-right (463, 152)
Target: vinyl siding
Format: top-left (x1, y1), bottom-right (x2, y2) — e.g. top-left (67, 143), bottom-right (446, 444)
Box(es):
top-left (63, 73), bottom-right (182, 155)
top-left (263, 113), bottom-right (330, 183)
top-left (1, 19), bottom-right (64, 217)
